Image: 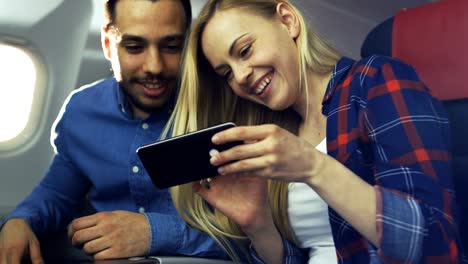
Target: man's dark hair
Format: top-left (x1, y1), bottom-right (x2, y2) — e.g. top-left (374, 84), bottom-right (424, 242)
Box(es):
top-left (103, 0), bottom-right (192, 30)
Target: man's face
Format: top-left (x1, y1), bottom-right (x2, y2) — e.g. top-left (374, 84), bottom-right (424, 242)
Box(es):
top-left (103, 0), bottom-right (186, 119)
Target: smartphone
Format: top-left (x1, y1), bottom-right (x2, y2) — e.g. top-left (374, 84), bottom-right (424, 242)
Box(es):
top-left (136, 122), bottom-right (241, 189)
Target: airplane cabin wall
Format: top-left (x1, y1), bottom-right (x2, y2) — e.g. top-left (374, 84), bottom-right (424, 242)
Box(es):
top-left (0, 0), bottom-right (93, 218)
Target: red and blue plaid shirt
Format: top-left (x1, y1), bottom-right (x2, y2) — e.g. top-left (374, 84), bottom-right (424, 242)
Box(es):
top-left (253, 56), bottom-right (465, 263)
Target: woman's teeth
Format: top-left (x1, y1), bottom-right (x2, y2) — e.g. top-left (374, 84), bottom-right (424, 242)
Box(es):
top-left (255, 76), bottom-right (272, 94)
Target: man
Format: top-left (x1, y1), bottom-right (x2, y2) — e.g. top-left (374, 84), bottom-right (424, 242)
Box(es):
top-left (0, 0), bottom-right (227, 263)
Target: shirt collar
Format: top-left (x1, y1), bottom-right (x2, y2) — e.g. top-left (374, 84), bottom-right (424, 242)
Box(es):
top-left (114, 79), bottom-right (129, 114)
top-left (321, 57), bottom-right (356, 115)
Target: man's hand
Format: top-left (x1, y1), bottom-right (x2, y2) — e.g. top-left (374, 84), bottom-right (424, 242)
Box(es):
top-left (68, 210), bottom-right (150, 259)
top-left (0, 218), bottom-right (43, 264)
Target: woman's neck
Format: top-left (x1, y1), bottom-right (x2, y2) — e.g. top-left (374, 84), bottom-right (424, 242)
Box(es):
top-left (293, 69), bottom-right (331, 120)
top-left (293, 69), bottom-right (331, 143)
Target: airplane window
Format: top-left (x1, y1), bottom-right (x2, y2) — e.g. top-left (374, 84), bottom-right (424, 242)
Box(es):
top-left (0, 43), bottom-right (37, 143)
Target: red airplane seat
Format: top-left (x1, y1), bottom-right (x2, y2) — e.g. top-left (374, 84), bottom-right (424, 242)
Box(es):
top-left (361, 0), bottom-right (468, 255)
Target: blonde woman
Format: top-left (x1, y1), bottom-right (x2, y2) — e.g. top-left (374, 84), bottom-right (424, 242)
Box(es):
top-left (166, 0), bottom-right (463, 263)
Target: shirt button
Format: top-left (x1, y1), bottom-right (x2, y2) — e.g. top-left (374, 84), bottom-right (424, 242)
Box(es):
top-left (138, 207), bottom-right (146, 213)
top-left (132, 166), bottom-right (139, 173)
top-left (142, 123), bottom-right (149, 130)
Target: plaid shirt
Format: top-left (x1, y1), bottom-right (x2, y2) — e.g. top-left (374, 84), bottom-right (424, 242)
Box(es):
top-left (253, 56), bottom-right (464, 263)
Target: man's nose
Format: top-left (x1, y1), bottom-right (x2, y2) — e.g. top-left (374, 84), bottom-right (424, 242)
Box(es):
top-left (143, 48), bottom-right (164, 74)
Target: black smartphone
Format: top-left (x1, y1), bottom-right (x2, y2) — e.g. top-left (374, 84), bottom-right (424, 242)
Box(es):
top-left (136, 122), bottom-right (241, 189)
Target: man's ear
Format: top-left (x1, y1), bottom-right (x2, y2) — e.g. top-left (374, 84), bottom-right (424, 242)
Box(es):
top-left (101, 26), bottom-right (112, 61)
top-left (276, 2), bottom-right (300, 39)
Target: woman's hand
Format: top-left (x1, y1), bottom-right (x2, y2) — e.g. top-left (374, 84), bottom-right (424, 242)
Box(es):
top-left (208, 124), bottom-right (380, 249)
top-left (195, 174), bottom-right (284, 264)
top-left (194, 173), bottom-right (273, 232)
top-left (210, 124), bottom-right (324, 184)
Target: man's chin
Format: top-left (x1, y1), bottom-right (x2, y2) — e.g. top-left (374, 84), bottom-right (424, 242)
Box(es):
top-left (121, 83), bottom-right (173, 114)
top-left (136, 98), bottom-right (171, 113)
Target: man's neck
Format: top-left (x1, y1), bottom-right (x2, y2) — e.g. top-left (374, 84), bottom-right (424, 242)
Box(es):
top-left (131, 106), bottom-right (151, 120)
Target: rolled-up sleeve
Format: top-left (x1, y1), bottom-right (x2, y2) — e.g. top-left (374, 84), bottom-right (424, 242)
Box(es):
top-left (363, 58), bottom-right (459, 262)
top-left (144, 212), bottom-right (229, 259)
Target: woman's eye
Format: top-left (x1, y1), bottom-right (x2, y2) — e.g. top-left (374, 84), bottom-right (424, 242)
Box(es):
top-left (240, 44), bottom-right (251, 58)
top-left (224, 69), bottom-right (232, 80)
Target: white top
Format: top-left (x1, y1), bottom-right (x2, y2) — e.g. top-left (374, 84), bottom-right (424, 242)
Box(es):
top-left (288, 138), bottom-right (337, 263)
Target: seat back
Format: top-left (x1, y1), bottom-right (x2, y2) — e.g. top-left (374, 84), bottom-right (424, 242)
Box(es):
top-left (361, 0), bottom-right (468, 255)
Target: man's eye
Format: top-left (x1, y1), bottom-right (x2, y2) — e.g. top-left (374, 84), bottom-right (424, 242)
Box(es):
top-left (125, 45), bottom-right (143, 53)
top-left (164, 44), bottom-right (182, 53)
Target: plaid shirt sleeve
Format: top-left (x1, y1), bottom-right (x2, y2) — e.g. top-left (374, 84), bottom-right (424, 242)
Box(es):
top-left (360, 56), bottom-right (460, 263)
top-left (249, 238), bottom-right (306, 264)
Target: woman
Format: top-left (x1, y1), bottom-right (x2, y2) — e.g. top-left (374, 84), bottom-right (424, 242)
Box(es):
top-left (165, 0), bottom-right (463, 263)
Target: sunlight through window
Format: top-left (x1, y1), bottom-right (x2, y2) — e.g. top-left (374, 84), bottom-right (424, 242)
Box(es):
top-left (0, 44), bottom-right (37, 142)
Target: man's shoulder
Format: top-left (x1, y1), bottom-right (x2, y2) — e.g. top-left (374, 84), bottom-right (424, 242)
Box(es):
top-left (52, 77), bottom-right (119, 132)
top-left (72, 77), bottom-right (117, 98)
top-left (55, 77), bottom-right (119, 121)
top-left (65, 77), bottom-right (117, 106)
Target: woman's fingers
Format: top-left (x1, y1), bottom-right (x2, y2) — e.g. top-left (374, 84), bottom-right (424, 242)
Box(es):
top-left (217, 155), bottom-right (277, 176)
top-left (210, 140), bottom-right (266, 166)
top-left (212, 124), bottom-right (281, 144)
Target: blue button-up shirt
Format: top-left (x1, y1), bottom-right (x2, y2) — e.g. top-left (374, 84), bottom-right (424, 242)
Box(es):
top-left (4, 78), bottom-right (227, 258)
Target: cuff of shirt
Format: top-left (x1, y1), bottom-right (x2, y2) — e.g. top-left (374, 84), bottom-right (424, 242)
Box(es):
top-left (143, 212), bottom-right (181, 256)
top-left (1, 210), bottom-right (38, 234)
top-left (375, 186), bottom-right (425, 262)
top-left (249, 237), bottom-right (305, 263)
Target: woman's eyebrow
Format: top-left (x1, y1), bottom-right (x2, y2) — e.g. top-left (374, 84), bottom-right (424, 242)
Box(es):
top-left (213, 33), bottom-right (248, 71)
top-left (228, 33), bottom-right (248, 56)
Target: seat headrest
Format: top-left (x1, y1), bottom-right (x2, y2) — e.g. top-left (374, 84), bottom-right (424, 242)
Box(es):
top-left (361, 0), bottom-right (468, 101)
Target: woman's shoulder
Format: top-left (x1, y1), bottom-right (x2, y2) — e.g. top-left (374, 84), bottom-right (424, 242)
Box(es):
top-left (352, 55), bottom-right (417, 76)
top-left (331, 55), bottom-right (428, 103)
top-left (339, 55), bottom-right (421, 88)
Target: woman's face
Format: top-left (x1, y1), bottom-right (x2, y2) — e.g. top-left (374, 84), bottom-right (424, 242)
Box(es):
top-left (201, 5), bottom-right (301, 111)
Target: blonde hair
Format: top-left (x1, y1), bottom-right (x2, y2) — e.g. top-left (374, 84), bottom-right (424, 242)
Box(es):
top-left (165, 0), bottom-right (339, 262)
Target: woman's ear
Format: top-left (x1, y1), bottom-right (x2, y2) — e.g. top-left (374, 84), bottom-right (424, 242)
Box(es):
top-left (276, 2), bottom-right (300, 39)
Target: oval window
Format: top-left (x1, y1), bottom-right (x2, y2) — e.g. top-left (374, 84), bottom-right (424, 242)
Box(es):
top-left (0, 44), bottom-right (37, 142)
top-left (0, 41), bottom-right (46, 154)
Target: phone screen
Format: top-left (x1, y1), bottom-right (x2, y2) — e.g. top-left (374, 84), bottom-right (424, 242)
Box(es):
top-left (136, 122), bottom-right (241, 189)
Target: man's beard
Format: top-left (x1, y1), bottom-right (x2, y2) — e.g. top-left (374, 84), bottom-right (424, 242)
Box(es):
top-left (123, 88), bottom-right (162, 113)
top-left (120, 76), bottom-right (174, 114)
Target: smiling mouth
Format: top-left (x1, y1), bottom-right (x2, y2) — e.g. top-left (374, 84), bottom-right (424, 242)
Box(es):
top-left (137, 80), bottom-right (169, 97)
top-left (254, 74), bottom-right (273, 95)
top-left (139, 81), bottom-right (167, 89)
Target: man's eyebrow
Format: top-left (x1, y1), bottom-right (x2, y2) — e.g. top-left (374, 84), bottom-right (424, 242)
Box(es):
top-left (214, 33), bottom-right (248, 72)
top-left (119, 34), bottom-right (184, 42)
top-left (161, 34), bottom-right (185, 42)
top-left (120, 34), bottom-right (145, 42)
